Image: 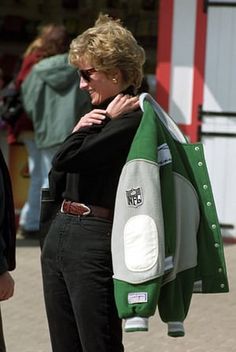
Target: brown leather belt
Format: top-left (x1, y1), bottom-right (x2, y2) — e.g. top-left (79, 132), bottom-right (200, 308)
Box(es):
top-left (61, 200), bottom-right (113, 221)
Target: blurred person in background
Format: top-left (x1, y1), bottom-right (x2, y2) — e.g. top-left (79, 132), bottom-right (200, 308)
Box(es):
top-left (14, 24), bottom-right (91, 239)
top-left (0, 148), bottom-right (16, 352)
top-left (6, 25), bottom-right (53, 239)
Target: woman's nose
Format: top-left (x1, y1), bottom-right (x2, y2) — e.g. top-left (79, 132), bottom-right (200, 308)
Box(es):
top-left (79, 77), bottom-right (88, 89)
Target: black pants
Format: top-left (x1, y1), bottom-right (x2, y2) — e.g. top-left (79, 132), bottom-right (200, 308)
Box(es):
top-left (41, 212), bottom-right (124, 352)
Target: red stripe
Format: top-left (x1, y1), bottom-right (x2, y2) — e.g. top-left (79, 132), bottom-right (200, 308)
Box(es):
top-left (222, 237), bottom-right (236, 245)
top-left (190, 0), bottom-right (207, 142)
top-left (156, 0), bottom-right (174, 110)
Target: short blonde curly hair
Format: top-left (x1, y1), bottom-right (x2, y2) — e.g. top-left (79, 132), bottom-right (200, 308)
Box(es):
top-left (69, 14), bottom-right (146, 91)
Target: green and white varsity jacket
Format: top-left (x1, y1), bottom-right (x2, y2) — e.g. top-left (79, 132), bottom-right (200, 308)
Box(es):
top-left (111, 93), bottom-right (229, 337)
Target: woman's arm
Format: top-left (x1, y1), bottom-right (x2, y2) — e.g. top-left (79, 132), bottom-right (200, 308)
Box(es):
top-left (52, 109), bottom-right (142, 172)
top-left (52, 94), bottom-right (141, 172)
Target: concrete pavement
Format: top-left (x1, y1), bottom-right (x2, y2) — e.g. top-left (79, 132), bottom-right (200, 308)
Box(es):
top-left (1, 240), bottom-right (236, 352)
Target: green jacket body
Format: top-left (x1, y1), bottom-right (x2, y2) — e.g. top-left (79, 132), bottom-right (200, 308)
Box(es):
top-left (111, 93), bottom-right (229, 336)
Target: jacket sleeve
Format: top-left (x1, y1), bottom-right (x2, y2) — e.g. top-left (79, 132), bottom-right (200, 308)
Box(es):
top-left (16, 51), bottom-right (41, 89)
top-left (52, 110), bottom-right (142, 172)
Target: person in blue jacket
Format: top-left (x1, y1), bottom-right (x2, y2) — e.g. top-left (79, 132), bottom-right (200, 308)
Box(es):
top-left (17, 24), bottom-right (91, 239)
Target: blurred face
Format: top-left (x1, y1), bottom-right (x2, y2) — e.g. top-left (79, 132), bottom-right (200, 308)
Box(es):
top-left (78, 61), bottom-right (123, 105)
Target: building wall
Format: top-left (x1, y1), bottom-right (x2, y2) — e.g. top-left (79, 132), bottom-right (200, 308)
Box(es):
top-left (157, 0), bottom-right (236, 239)
top-left (156, 0), bottom-right (207, 142)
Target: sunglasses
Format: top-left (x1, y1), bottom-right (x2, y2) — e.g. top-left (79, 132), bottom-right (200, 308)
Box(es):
top-left (79, 68), bottom-right (97, 82)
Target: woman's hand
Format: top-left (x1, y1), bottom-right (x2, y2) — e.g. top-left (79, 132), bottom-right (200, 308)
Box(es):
top-left (72, 109), bottom-right (107, 132)
top-left (106, 94), bottom-right (140, 119)
top-left (72, 94), bottom-right (140, 132)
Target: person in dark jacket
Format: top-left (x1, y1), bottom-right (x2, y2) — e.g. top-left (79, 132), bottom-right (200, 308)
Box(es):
top-left (40, 14), bottom-right (145, 352)
top-left (0, 148), bottom-right (16, 352)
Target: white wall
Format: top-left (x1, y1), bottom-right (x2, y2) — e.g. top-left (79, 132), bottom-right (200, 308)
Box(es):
top-left (202, 5), bottom-right (236, 237)
top-left (169, 0), bottom-right (197, 124)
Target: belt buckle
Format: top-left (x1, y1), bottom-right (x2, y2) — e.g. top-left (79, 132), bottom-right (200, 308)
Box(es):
top-left (60, 200), bottom-right (91, 216)
top-left (61, 200), bottom-right (66, 213)
top-left (80, 203), bottom-right (91, 216)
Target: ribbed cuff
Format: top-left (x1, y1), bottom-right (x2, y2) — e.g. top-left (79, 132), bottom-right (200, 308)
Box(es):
top-left (105, 112), bottom-right (112, 120)
top-left (168, 321), bottom-right (185, 337)
top-left (0, 257), bottom-right (8, 275)
top-left (124, 317), bottom-right (149, 332)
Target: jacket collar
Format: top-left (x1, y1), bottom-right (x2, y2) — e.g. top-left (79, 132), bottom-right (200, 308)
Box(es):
top-left (92, 86), bottom-right (135, 110)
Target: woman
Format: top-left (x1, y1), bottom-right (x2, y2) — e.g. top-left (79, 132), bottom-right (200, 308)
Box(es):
top-left (41, 14), bottom-right (145, 352)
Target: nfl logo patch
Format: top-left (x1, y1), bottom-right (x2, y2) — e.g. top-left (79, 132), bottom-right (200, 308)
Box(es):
top-left (126, 187), bottom-right (143, 207)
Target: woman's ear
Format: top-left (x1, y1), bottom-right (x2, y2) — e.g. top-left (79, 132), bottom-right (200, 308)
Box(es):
top-left (109, 69), bottom-right (122, 85)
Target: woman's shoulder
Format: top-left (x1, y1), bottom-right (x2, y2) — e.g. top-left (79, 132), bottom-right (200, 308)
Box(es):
top-left (106, 108), bottom-right (142, 134)
top-left (120, 108), bottom-right (143, 121)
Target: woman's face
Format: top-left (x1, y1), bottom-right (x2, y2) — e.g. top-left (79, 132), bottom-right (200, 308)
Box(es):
top-left (78, 61), bottom-right (123, 105)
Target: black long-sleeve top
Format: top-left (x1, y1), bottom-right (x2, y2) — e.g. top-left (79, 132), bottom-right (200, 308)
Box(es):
top-left (50, 97), bottom-right (142, 210)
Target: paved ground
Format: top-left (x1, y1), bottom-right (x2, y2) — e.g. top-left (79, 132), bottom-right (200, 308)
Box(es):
top-left (1, 240), bottom-right (236, 352)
